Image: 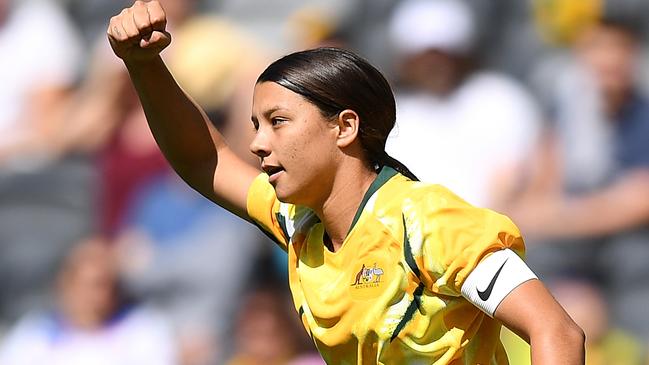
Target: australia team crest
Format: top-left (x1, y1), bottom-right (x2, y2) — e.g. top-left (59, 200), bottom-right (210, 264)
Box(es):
top-left (351, 263), bottom-right (385, 287)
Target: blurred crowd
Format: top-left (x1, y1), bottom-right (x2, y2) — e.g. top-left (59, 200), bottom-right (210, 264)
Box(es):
top-left (1, 0), bottom-right (649, 364)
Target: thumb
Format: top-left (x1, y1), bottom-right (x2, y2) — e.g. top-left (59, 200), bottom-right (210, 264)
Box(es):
top-left (139, 30), bottom-right (171, 49)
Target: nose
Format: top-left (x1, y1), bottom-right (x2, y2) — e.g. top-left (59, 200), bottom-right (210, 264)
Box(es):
top-left (249, 128), bottom-right (271, 159)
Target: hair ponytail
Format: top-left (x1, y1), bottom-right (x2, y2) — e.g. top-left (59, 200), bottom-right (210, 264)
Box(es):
top-left (376, 151), bottom-right (419, 181)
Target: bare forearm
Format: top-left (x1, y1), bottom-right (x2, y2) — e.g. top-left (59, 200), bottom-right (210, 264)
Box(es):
top-left (125, 56), bottom-right (223, 197)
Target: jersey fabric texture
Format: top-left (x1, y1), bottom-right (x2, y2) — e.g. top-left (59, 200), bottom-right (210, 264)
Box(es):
top-left (246, 166), bottom-right (526, 365)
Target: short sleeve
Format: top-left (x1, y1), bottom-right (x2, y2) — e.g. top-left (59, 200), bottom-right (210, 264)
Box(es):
top-left (246, 173), bottom-right (294, 251)
top-left (403, 185), bottom-right (526, 296)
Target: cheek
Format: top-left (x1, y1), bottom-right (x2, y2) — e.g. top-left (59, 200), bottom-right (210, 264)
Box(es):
top-left (297, 135), bottom-right (335, 170)
top-left (282, 136), bottom-right (334, 190)
top-left (284, 146), bottom-right (317, 181)
top-left (285, 127), bottom-right (332, 165)
top-left (286, 140), bottom-right (302, 163)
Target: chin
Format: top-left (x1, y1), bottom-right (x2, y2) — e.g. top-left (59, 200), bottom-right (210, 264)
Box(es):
top-left (272, 175), bottom-right (318, 207)
top-left (275, 185), bottom-right (315, 207)
top-left (272, 184), bottom-right (297, 204)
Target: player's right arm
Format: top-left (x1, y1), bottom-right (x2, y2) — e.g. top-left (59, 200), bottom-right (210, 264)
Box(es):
top-left (107, 1), bottom-right (259, 220)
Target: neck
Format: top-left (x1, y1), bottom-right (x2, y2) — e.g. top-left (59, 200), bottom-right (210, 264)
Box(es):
top-left (314, 162), bottom-right (377, 252)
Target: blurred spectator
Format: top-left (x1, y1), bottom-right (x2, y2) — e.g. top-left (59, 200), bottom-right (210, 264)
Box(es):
top-left (226, 286), bottom-right (324, 365)
top-left (116, 172), bottom-right (266, 365)
top-left (533, 0), bottom-right (603, 46)
top-left (0, 237), bottom-right (177, 365)
top-left (500, 279), bottom-right (646, 365)
top-left (384, 0), bottom-right (542, 209)
top-left (507, 18), bottom-right (649, 340)
top-left (207, 0), bottom-right (351, 52)
top-left (0, 0), bottom-right (94, 325)
top-left (0, 0), bottom-right (82, 165)
top-left (62, 0), bottom-right (131, 47)
top-left (284, 5), bottom-right (349, 50)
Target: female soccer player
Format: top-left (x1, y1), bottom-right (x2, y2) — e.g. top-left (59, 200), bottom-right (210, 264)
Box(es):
top-left (107, 1), bottom-right (585, 363)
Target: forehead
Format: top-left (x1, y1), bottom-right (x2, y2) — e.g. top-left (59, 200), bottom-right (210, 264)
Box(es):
top-left (252, 82), bottom-right (310, 112)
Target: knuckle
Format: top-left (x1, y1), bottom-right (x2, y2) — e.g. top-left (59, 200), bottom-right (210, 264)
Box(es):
top-left (149, 1), bottom-right (163, 12)
top-left (136, 21), bottom-right (149, 30)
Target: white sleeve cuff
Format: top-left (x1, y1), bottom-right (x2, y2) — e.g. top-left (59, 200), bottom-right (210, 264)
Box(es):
top-left (460, 249), bottom-right (537, 317)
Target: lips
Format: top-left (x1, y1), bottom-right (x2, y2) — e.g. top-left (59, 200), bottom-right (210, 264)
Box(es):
top-left (262, 164), bottom-right (285, 181)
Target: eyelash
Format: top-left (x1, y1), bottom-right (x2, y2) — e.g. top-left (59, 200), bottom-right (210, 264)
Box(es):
top-left (271, 117), bottom-right (287, 126)
top-left (251, 117), bottom-right (287, 132)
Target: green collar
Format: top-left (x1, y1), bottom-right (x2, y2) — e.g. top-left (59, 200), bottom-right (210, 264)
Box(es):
top-left (347, 166), bottom-right (398, 235)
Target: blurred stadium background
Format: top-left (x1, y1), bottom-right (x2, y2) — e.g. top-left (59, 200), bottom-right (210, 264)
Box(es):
top-left (1, 0), bottom-right (649, 364)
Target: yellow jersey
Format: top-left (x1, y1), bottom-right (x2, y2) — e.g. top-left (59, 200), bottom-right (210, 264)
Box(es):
top-left (247, 166), bottom-right (525, 364)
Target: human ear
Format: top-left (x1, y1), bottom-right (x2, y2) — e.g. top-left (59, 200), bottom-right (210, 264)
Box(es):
top-left (335, 109), bottom-right (360, 148)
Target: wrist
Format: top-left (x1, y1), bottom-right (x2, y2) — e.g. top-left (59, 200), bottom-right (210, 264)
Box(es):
top-left (124, 55), bottom-right (163, 68)
top-left (123, 56), bottom-right (166, 78)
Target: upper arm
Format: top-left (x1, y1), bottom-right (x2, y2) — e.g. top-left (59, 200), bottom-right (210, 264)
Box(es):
top-left (494, 279), bottom-right (577, 343)
top-left (495, 281), bottom-right (585, 365)
top-left (210, 141), bottom-right (260, 221)
top-left (210, 135), bottom-right (294, 252)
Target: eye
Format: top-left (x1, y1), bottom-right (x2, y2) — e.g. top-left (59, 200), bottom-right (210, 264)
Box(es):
top-left (251, 120), bottom-right (259, 132)
top-left (271, 117), bottom-right (288, 127)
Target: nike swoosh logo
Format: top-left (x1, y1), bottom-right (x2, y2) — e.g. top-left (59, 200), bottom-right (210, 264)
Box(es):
top-left (477, 258), bottom-right (509, 301)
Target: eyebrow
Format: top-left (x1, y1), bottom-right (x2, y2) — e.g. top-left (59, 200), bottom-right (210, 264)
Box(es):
top-left (251, 106), bottom-right (289, 123)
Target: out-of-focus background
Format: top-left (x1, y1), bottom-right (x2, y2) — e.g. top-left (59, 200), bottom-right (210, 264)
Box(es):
top-left (1, 0), bottom-right (649, 364)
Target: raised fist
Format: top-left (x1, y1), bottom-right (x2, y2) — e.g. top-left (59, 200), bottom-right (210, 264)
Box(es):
top-left (107, 1), bottom-right (171, 63)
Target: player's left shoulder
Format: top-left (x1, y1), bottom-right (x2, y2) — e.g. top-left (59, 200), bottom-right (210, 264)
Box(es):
top-left (402, 180), bottom-right (473, 210)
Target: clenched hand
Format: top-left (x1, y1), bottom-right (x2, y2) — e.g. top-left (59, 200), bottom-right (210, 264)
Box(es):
top-left (107, 0), bottom-right (171, 64)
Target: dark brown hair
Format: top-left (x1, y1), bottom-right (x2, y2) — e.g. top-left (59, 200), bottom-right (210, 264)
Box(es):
top-left (257, 47), bottom-right (418, 181)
